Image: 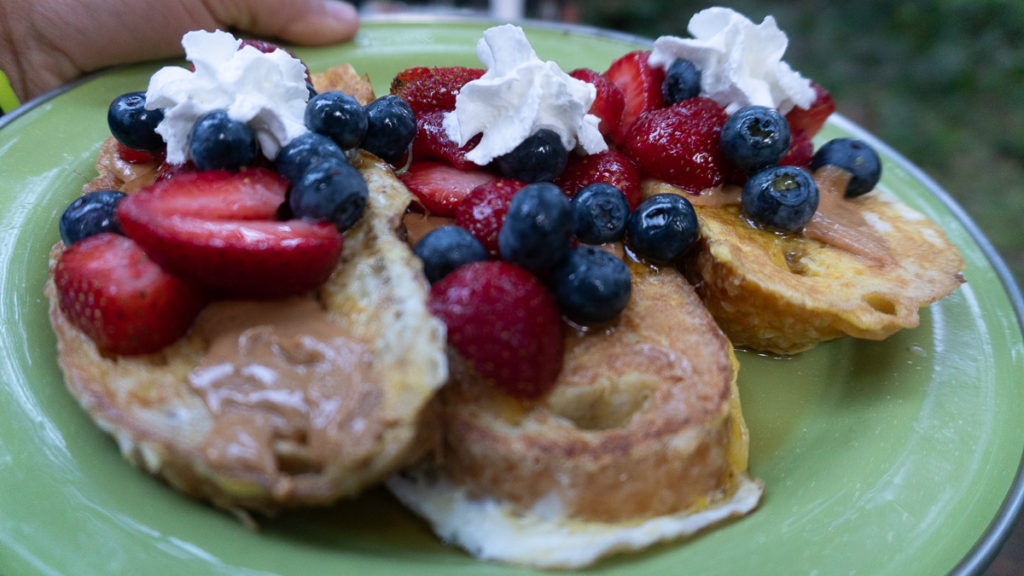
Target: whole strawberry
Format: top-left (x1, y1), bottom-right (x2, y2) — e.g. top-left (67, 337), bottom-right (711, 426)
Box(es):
top-left (390, 66), bottom-right (485, 116)
top-left (54, 233), bottom-right (206, 355)
top-left (454, 178), bottom-right (525, 256)
top-left (623, 97), bottom-right (728, 192)
top-left (429, 261), bottom-right (564, 398)
top-left (554, 149), bottom-right (641, 209)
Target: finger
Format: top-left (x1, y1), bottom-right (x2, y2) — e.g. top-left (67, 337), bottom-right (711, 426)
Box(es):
top-left (207, 0), bottom-right (359, 45)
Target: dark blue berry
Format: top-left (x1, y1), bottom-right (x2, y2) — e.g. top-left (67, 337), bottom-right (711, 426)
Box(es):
top-left (741, 165), bottom-right (819, 232)
top-left (498, 182), bottom-right (574, 273)
top-left (59, 189), bottom-right (126, 245)
top-left (495, 128), bottom-right (569, 183)
top-left (306, 82), bottom-right (318, 100)
top-left (720, 105), bottom-right (791, 175)
top-left (188, 110), bottom-right (257, 171)
top-left (107, 92), bottom-right (164, 152)
top-left (571, 183), bottom-right (630, 245)
top-left (626, 194), bottom-right (699, 264)
top-left (413, 225), bottom-right (488, 284)
top-left (809, 138), bottom-right (882, 198)
top-left (305, 91), bottom-right (368, 150)
top-left (549, 246), bottom-right (632, 324)
top-left (361, 95), bottom-right (417, 164)
top-left (662, 58), bottom-right (702, 105)
top-left (289, 157), bottom-right (368, 232)
top-left (276, 132), bottom-right (348, 183)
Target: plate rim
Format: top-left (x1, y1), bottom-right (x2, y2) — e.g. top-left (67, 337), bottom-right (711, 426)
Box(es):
top-left (1, 16), bottom-right (1022, 575)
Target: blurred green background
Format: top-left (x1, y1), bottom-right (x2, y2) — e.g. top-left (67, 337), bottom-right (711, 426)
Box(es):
top-left (572, 0), bottom-right (1024, 288)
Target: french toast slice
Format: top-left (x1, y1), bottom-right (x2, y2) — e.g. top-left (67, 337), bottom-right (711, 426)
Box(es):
top-left (663, 167), bottom-right (966, 355)
top-left (388, 258), bottom-right (762, 569)
top-left (44, 67), bottom-right (447, 514)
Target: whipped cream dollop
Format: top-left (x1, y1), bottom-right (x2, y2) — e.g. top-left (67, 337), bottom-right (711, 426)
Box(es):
top-left (146, 30), bottom-right (310, 165)
top-left (444, 24), bottom-right (607, 166)
top-left (648, 7), bottom-right (815, 115)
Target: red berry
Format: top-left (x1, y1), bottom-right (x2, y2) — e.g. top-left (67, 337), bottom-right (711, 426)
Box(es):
top-left (399, 161), bottom-right (496, 216)
top-left (54, 233), bottom-right (206, 355)
top-left (555, 149), bottom-right (641, 209)
top-left (390, 66), bottom-right (485, 116)
top-left (785, 82), bottom-right (835, 138)
top-left (570, 68), bottom-right (625, 138)
top-left (623, 97), bottom-right (728, 193)
top-left (429, 261), bottom-right (564, 398)
top-left (454, 178), bottom-right (525, 256)
top-left (116, 168), bottom-right (343, 298)
top-left (116, 142), bottom-right (164, 165)
top-left (780, 129), bottom-right (814, 168)
top-left (602, 51), bottom-right (665, 147)
top-left (411, 110), bottom-right (480, 170)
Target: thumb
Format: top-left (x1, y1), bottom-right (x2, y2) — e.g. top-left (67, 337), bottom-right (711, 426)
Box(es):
top-left (209, 0), bottom-right (360, 45)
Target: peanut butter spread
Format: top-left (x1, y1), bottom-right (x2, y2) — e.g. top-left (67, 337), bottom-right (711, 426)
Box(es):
top-left (188, 298), bottom-right (385, 478)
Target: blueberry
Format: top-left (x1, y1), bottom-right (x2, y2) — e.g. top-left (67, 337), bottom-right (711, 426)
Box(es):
top-left (107, 92), bottom-right (164, 152)
top-left (498, 182), bottom-right (574, 273)
top-left (413, 225), bottom-right (489, 284)
top-left (662, 58), bottom-right (702, 105)
top-left (276, 132), bottom-right (348, 183)
top-left (809, 138), bottom-right (882, 198)
top-left (720, 105), bottom-right (791, 175)
top-left (571, 183), bottom-right (630, 245)
top-left (550, 246), bottom-right (632, 324)
top-left (289, 157), bottom-right (369, 232)
top-left (741, 165), bottom-right (819, 232)
top-left (625, 194), bottom-right (699, 264)
top-left (361, 95), bottom-right (417, 164)
top-left (306, 82), bottom-right (318, 100)
top-left (495, 128), bottom-right (569, 183)
top-left (305, 91), bottom-right (368, 150)
top-left (59, 189), bottom-right (127, 245)
top-left (188, 110), bottom-right (257, 171)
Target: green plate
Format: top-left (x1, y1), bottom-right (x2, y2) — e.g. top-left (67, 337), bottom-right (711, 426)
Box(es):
top-left (1, 18), bottom-right (1022, 576)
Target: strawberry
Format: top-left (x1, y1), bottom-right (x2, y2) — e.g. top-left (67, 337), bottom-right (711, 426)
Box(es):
top-left (554, 149), bottom-right (641, 209)
top-left (429, 261), bottom-right (563, 398)
top-left (602, 50), bottom-right (665, 146)
top-left (454, 178), bottom-right (525, 256)
top-left (780, 129), bottom-right (814, 168)
top-left (785, 82), bottom-right (835, 138)
top-left (623, 97), bottom-right (728, 193)
top-left (117, 168), bottom-right (343, 298)
top-left (399, 161), bottom-right (496, 216)
top-left (411, 110), bottom-right (480, 170)
top-left (569, 68), bottom-right (625, 137)
top-left (390, 66), bottom-right (485, 116)
top-left (54, 233), bottom-right (206, 355)
top-left (116, 142), bottom-right (164, 165)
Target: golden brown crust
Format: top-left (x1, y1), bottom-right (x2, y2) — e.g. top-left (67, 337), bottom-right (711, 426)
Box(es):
top-left (669, 181), bottom-right (966, 354)
top-left (433, 260), bottom-right (747, 522)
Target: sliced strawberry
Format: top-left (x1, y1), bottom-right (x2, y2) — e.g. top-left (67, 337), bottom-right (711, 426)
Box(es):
top-left (430, 261), bottom-right (563, 398)
top-left (623, 97), bottom-right (728, 193)
top-left (570, 68), bottom-right (625, 138)
top-left (117, 168), bottom-right (343, 298)
top-left (390, 66), bottom-right (485, 116)
top-left (399, 161), bottom-right (496, 216)
top-left (54, 233), bottom-right (206, 355)
top-left (412, 110), bottom-right (480, 170)
top-left (785, 82), bottom-right (835, 138)
top-left (603, 51), bottom-right (665, 146)
top-left (555, 149), bottom-right (641, 209)
top-left (116, 142), bottom-right (164, 165)
top-left (454, 178), bottom-right (525, 256)
top-left (780, 129), bottom-right (814, 168)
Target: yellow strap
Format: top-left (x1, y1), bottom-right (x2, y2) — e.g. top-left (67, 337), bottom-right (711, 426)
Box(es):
top-left (0, 69), bottom-right (20, 114)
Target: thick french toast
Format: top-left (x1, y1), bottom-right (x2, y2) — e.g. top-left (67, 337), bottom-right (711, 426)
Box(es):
top-left (388, 257), bottom-right (762, 569)
top-left (659, 167), bottom-right (966, 355)
top-left (44, 67), bottom-right (447, 514)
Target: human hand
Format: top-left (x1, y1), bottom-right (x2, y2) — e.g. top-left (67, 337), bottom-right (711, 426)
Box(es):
top-left (0, 0), bottom-right (359, 103)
